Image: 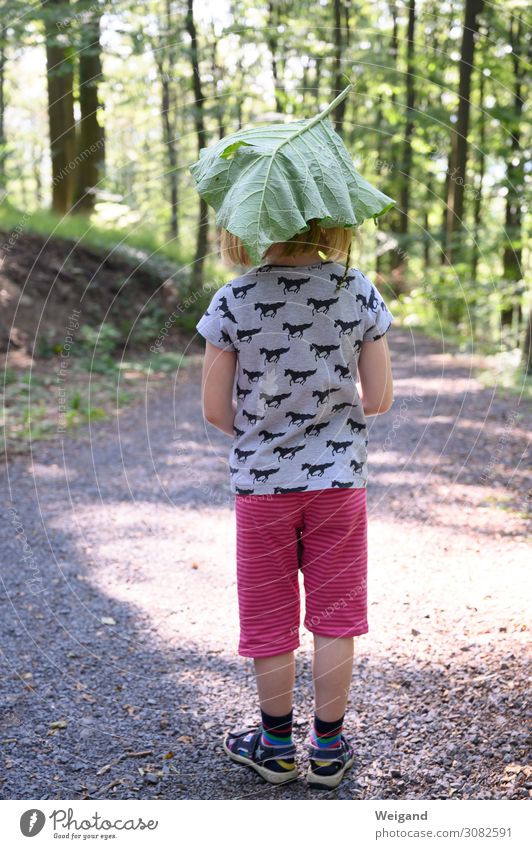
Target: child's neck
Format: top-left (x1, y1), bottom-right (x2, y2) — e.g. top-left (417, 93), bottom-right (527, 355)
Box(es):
top-left (263, 249), bottom-right (324, 267)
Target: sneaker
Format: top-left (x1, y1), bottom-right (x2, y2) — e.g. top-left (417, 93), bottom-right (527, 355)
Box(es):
top-left (223, 725), bottom-right (298, 785)
top-left (306, 733), bottom-right (355, 789)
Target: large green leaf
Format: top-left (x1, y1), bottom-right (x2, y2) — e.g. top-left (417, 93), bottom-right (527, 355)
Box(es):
top-left (189, 85), bottom-right (395, 265)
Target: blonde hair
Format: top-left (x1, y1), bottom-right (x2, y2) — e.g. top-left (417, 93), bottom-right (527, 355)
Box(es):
top-left (218, 219), bottom-right (355, 268)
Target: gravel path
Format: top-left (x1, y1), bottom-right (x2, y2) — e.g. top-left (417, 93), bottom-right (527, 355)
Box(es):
top-left (1, 328), bottom-right (530, 800)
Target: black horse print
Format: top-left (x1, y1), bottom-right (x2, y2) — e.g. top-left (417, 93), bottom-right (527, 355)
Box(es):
top-left (258, 429), bottom-right (287, 443)
top-left (234, 447), bottom-right (256, 461)
top-left (334, 364), bottom-right (351, 379)
top-left (278, 275), bottom-right (311, 294)
top-left (352, 339), bottom-right (363, 354)
top-left (229, 465), bottom-right (240, 474)
top-left (330, 272), bottom-right (357, 287)
top-left (284, 368), bottom-right (317, 385)
top-left (250, 467), bottom-right (280, 482)
top-left (242, 409), bottom-right (265, 425)
top-left (233, 281), bottom-right (257, 299)
top-left (331, 401), bottom-right (359, 413)
top-left (304, 421), bottom-right (329, 437)
top-left (302, 461), bottom-right (335, 478)
top-left (307, 296), bottom-right (339, 315)
top-left (367, 287), bottom-right (382, 312)
top-left (259, 391), bottom-right (292, 408)
top-left (350, 459), bottom-right (364, 473)
top-left (334, 318), bottom-right (362, 335)
top-left (274, 485), bottom-right (309, 493)
top-left (237, 327), bottom-right (262, 343)
top-left (310, 343), bottom-right (340, 360)
top-left (283, 321), bottom-right (313, 338)
top-left (331, 480), bottom-right (354, 488)
top-left (236, 384), bottom-right (252, 400)
top-left (219, 329), bottom-right (232, 345)
top-left (285, 411), bottom-right (315, 427)
top-left (218, 295), bottom-right (237, 323)
top-left (312, 387), bottom-right (341, 406)
top-left (235, 487), bottom-right (254, 495)
top-left (243, 367), bottom-right (264, 382)
top-left (255, 301), bottom-right (286, 318)
top-left (355, 293), bottom-right (369, 311)
top-left (260, 346), bottom-right (290, 363)
top-left (274, 444), bottom-right (305, 460)
top-left (346, 418), bottom-right (366, 434)
top-left (372, 328), bottom-right (389, 341)
top-left (364, 323), bottom-right (377, 336)
top-left (326, 439), bottom-right (352, 455)
top-left (233, 426), bottom-right (244, 438)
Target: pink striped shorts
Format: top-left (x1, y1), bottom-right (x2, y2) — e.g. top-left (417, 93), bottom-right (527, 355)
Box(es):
top-left (234, 487), bottom-right (368, 658)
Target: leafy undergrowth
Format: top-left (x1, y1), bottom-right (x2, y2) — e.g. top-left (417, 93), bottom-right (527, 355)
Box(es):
top-left (1, 350), bottom-right (200, 457)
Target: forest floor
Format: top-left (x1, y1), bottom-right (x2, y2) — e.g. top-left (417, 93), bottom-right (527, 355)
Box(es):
top-left (1, 327), bottom-right (530, 801)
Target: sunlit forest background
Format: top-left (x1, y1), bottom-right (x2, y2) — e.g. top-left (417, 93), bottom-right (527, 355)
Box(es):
top-left (0, 0), bottom-right (530, 448)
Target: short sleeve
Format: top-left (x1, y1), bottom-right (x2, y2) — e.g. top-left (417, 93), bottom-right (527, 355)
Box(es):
top-left (195, 285), bottom-right (237, 351)
top-left (361, 276), bottom-right (394, 342)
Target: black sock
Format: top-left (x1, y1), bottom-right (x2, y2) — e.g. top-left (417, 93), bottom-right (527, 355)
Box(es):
top-left (260, 708), bottom-right (293, 746)
top-left (311, 713), bottom-right (344, 749)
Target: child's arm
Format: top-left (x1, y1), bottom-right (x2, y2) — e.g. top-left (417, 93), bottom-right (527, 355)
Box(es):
top-left (356, 335), bottom-right (394, 416)
top-left (200, 341), bottom-right (238, 436)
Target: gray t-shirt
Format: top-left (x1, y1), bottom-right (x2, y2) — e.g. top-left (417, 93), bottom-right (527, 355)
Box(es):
top-left (196, 260), bottom-right (394, 495)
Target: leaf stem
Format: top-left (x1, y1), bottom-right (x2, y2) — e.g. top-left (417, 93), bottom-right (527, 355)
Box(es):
top-left (272, 84), bottom-right (353, 154)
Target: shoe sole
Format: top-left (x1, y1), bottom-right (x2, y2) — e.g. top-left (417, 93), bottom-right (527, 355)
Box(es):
top-left (306, 755), bottom-right (355, 790)
top-left (223, 739), bottom-right (299, 785)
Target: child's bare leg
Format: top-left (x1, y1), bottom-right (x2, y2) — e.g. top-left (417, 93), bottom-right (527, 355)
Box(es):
top-left (312, 635), bottom-right (354, 721)
top-left (254, 651), bottom-right (295, 715)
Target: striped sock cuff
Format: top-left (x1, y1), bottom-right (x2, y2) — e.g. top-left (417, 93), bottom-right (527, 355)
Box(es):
top-left (260, 709), bottom-right (294, 748)
top-left (311, 714), bottom-right (344, 749)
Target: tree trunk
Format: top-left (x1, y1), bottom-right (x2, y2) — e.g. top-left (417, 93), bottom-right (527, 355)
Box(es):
top-left (313, 55), bottom-right (321, 110)
top-left (43, 0), bottom-right (77, 214)
top-left (470, 65), bottom-right (485, 282)
top-left (389, 1), bottom-right (398, 106)
top-left (444, 0), bottom-right (484, 262)
top-left (157, 0), bottom-right (180, 240)
top-left (501, 18), bottom-right (525, 329)
top-left (389, 1), bottom-right (416, 274)
top-left (186, 0), bottom-right (208, 291)
top-left (522, 307), bottom-right (532, 375)
top-left (73, 4), bottom-right (105, 212)
top-left (266, 1), bottom-right (285, 113)
top-left (332, 0), bottom-right (346, 134)
top-left (0, 24), bottom-right (6, 188)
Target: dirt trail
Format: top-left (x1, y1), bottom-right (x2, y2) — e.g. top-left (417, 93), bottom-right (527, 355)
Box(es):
top-left (1, 328), bottom-right (530, 800)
